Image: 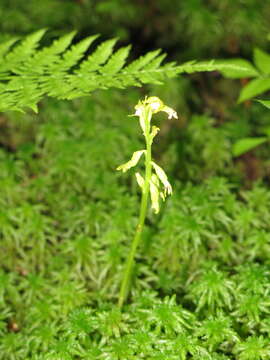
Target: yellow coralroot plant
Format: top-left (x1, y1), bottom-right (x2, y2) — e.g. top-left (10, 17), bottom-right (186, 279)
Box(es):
top-left (117, 96), bottom-right (178, 308)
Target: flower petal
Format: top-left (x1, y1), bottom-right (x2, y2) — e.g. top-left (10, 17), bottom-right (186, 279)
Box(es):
top-left (135, 172), bottom-right (145, 190)
top-left (149, 174), bottom-right (160, 214)
top-left (163, 106), bottom-right (178, 119)
top-left (117, 150), bottom-right (146, 172)
top-left (152, 161), bottom-right (172, 196)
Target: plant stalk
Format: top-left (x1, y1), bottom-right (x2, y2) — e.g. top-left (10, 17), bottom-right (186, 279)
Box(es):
top-left (118, 108), bottom-right (152, 308)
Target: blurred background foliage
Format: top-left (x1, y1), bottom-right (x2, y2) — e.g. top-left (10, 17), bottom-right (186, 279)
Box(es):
top-left (1, 0), bottom-right (270, 59)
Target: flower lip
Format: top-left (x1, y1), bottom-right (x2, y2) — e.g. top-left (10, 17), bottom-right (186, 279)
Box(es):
top-left (150, 102), bottom-right (161, 111)
top-left (163, 106), bottom-right (178, 119)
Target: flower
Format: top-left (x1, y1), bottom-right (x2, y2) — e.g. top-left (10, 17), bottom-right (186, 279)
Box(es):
top-left (134, 96), bottom-right (178, 120)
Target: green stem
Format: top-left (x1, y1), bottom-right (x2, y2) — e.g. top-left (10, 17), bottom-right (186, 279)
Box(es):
top-left (118, 108), bottom-right (152, 308)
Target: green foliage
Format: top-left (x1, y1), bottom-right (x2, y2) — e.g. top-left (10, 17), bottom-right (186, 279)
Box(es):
top-left (231, 95), bottom-right (270, 157)
top-left (0, 1), bottom-right (270, 360)
top-left (254, 48), bottom-right (270, 75)
top-left (1, 0), bottom-right (269, 60)
top-left (184, 115), bottom-right (233, 177)
top-left (234, 336), bottom-right (270, 360)
top-left (219, 59), bottom-right (259, 79)
top-left (0, 30), bottom-right (250, 113)
top-left (187, 262), bottom-right (235, 313)
top-left (257, 99), bottom-right (270, 109)
top-left (0, 93), bottom-right (270, 359)
top-left (221, 47), bottom-right (270, 103)
top-left (233, 137), bottom-right (268, 156)
top-left (196, 314), bottom-right (239, 351)
top-left (239, 78), bottom-right (270, 104)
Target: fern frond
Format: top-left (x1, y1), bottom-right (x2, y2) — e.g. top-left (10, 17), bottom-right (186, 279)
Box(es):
top-left (0, 38), bottom-right (18, 59)
top-left (0, 30), bottom-right (251, 113)
top-left (21, 31), bottom-right (77, 75)
top-left (55, 35), bottom-right (99, 72)
top-left (102, 45), bottom-right (131, 75)
top-left (175, 60), bottom-right (247, 74)
top-left (125, 49), bottom-right (162, 71)
top-left (79, 38), bottom-right (117, 73)
top-left (0, 29), bottom-right (46, 74)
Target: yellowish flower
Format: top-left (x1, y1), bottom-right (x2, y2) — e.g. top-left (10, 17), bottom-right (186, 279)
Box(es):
top-left (134, 96), bottom-right (178, 120)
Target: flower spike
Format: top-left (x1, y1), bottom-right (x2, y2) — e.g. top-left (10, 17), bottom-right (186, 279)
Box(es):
top-left (118, 96), bottom-right (178, 308)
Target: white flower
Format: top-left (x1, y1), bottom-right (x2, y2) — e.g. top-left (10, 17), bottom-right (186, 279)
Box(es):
top-left (163, 106), bottom-right (178, 119)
